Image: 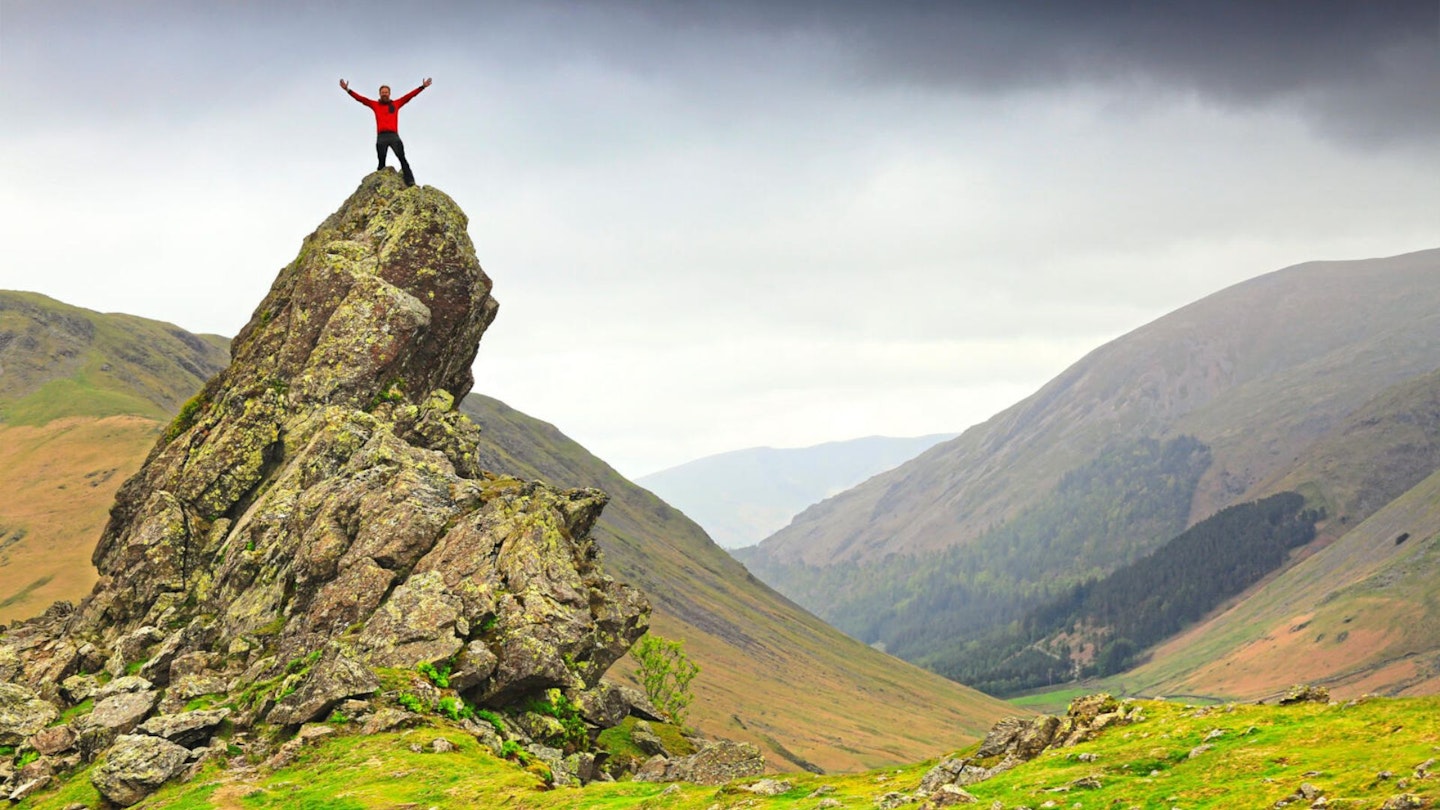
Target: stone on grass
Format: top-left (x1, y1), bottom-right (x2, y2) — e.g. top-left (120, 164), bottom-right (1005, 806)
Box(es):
top-left (91, 734), bottom-right (191, 807)
top-left (746, 778), bottom-right (793, 795)
top-left (265, 651), bottom-right (379, 726)
top-left (0, 682), bottom-right (58, 745)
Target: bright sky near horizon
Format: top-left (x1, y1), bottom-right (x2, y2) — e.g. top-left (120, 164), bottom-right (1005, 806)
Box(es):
top-left (2, 1), bottom-right (1437, 477)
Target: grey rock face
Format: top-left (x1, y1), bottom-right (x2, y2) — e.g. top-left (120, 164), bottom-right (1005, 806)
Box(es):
top-left (90, 734), bottom-right (191, 807)
top-left (632, 739), bottom-right (766, 785)
top-left (135, 709), bottom-right (231, 748)
top-left (265, 651), bottom-right (380, 727)
top-left (0, 682), bottom-right (57, 746)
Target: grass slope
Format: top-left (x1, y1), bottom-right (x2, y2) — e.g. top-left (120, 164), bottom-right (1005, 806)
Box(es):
top-left (19, 695), bottom-right (1440, 809)
top-left (1116, 466), bottom-right (1440, 701)
top-left (0, 290), bottom-right (228, 425)
top-left (0, 417), bottom-right (160, 622)
top-left (1262, 367), bottom-right (1440, 524)
top-left (462, 394), bottom-right (1013, 772)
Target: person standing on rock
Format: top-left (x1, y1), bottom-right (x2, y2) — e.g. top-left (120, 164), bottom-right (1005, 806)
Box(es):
top-left (340, 78), bottom-right (431, 187)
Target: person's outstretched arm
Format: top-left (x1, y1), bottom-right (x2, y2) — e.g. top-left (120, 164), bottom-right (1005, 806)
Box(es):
top-left (339, 78), bottom-right (373, 105)
top-left (395, 78), bottom-right (432, 107)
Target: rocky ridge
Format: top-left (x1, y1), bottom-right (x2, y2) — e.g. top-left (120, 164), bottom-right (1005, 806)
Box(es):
top-left (0, 170), bottom-right (665, 805)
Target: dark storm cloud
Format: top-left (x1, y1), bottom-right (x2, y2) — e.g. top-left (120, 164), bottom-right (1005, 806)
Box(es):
top-left (8, 1), bottom-right (1432, 146)
top-left (632, 0), bottom-right (1439, 148)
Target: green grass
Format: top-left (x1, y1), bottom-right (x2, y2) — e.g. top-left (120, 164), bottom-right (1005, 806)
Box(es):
top-left (1007, 686), bottom-right (1098, 713)
top-left (17, 695), bottom-right (1440, 809)
top-left (55, 697), bottom-right (94, 725)
top-left (1, 375), bottom-right (163, 426)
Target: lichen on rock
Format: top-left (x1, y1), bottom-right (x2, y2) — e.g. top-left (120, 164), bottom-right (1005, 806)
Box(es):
top-left (0, 169), bottom-right (651, 805)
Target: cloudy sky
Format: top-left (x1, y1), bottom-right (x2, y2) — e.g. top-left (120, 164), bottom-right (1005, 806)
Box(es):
top-left (2, 1), bottom-right (1437, 477)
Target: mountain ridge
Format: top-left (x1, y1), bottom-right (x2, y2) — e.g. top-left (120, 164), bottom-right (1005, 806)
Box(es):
top-left (758, 247), bottom-right (1440, 567)
top-left (742, 247), bottom-right (1440, 698)
top-left (637, 433), bottom-right (956, 549)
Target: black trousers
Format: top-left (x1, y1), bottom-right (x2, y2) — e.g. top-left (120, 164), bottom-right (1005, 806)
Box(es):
top-left (376, 131), bottom-right (414, 185)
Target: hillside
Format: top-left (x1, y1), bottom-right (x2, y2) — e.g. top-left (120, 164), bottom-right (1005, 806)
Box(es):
top-left (742, 248), bottom-right (1440, 690)
top-left (942, 492), bottom-right (1321, 695)
top-left (0, 290), bottom-right (228, 425)
top-left (636, 434), bottom-right (955, 549)
top-left (0, 299), bottom-right (1009, 774)
top-left (0, 291), bottom-right (229, 622)
top-left (756, 248), bottom-right (1439, 566)
top-left (1118, 461), bottom-right (1440, 701)
top-left (461, 395), bottom-right (1011, 771)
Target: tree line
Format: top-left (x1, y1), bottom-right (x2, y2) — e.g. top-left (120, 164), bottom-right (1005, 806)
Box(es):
top-left (931, 491), bottom-right (1320, 695)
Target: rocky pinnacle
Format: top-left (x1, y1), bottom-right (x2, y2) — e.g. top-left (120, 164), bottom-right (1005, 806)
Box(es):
top-left (3, 169), bottom-right (649, 740)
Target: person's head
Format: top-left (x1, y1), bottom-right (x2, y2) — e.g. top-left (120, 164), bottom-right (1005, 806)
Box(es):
top-left (378, 85), bottom-right (391, 101)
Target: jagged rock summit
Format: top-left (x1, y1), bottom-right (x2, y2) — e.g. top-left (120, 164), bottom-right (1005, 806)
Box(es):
top-left (0, 170), bottom-right (650, 803)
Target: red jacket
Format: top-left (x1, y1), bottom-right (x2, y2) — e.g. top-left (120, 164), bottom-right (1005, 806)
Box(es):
top-left (347, 85), bottom-right (425, 133)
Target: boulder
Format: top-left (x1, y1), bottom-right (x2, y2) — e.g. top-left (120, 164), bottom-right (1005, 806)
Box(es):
top-left (82, 690), bottom-right (159, 734)
top-left (746, 778), bottom-right (794, 795)
top-left (105, 626), bottom-right (165, 677)
top-left (448, 640), bottom-right (499, 692)
top-left (633, 739), bottom-right (765, 785)
top-left (918, 757), bottom-right (992, 791)
top-left (0, 682), bottom-right (57, 746)
top-left (616, 684), bottom-right (667, 722)
top-left (631, 719), bottom-right (669, 757)
top-left (135, 709), bottom-right (231, 748)
top-left (361, 708), bottom-right (423, 736)
top-left (30, 724), bottom-right (79, 756)
top-left (925, 784), bottom-right (979, 806)
top-left (567, 680), bottom-right (629, 728)
top-left (266, 651), bottom-right (379, 726)
top-left (95, 675), bottom-right (154, 700)
top-left (91, 734), bottom-right (191, 807)
top-left (1278, 685), bottom-right (1330, 705)
top-left (10, 774), bottom-right (52, 802)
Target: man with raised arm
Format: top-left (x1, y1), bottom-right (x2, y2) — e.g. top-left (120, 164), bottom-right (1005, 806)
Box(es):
top-left (340, 78), bottom-right (432, 187)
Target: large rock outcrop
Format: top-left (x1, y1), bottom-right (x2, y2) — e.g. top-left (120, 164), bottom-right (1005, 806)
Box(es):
top-left (0, 170), bottom-right (650, 802)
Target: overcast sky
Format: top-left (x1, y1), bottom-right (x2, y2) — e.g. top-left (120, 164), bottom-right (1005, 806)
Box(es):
top-left (2, 1), bottom-right (1437, 477)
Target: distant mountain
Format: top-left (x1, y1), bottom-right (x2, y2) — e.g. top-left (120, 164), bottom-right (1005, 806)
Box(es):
top-left (740, 248), bottom-right (1440, 697)
top-left (0, 291), bottom-right (230, 621)
top-left (0, 290), bottom-right (1011, 772)
top-left (636, 435), bottom-right (956, 549)
top-left (0, 290), bottom-right (228, 424)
